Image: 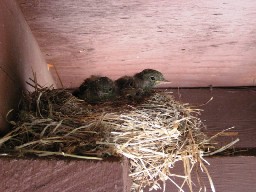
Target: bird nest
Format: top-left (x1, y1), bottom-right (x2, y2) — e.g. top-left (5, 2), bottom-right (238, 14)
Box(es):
top-left (0, 85), bottom-right (238, 192)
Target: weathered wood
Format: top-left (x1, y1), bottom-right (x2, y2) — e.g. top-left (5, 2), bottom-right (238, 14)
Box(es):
top-left (17, 0), bottom-right (256, 88)
top-left (0, 156), bottom-right (255, 192)
top-left (153, 156), bottom-right (256, 192)
top-left (0, 0), bottom-right (55, 132)
top-left (169, 88), bottom-right (256, 148)
top-left (0, 157), bottom-right (130, 192)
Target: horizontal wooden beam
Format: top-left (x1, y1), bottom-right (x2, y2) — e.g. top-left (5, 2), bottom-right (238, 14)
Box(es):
top-left (152, 156), bottom-right (256, 192)
top-left (0, 156), bottom-right (255, 192)
top-left (0, 157), bottom-right (130, 192)
top-left (168, 87), bottom-right (256, 148)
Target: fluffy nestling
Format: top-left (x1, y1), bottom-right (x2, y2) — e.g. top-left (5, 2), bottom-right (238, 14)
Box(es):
top-left (115, 69), bottom-right (166, 100)
top-left (73, 76), bottom-right (116, 103)
top-left (134, 69), bottom-right (166, 92)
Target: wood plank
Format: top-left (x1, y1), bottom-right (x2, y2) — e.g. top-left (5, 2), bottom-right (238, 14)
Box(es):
top-left (152, 156), bottom-right (256, 192)
top-left (0, 0), bottom-right (55, 132)
top-left (0, 156), bottom-right (255, 192)
top-left (0, 157), bottom-right (130, 192)
top-left (17, 0), bottom-right (256, 88)
top-left (168, 88), bottom-right (256, 148)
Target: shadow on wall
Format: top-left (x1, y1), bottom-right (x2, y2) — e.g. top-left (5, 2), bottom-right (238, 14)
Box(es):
top-left (0, 0), bottom-right (55, 133)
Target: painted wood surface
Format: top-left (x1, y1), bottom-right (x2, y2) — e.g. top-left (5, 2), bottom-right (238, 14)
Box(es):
top-left (0, 156), bottom-right (255, 192)
top-left (0, 0), bottom-right (55, 132)
top-left (17, 0), bottom-right (256, 88)
top-left (169, 88), bottom-right (256, 148)
top-left (0, 157), bottom-right (130, 192)
top-left (155, 156), bottom-right (256, 192)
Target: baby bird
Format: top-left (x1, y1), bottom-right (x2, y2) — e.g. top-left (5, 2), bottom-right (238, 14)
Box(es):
top-left (115, 69), bottom-right (166, 100)
top-left (134, 69), bottom-right (166, 92)
top-left (115, 76), bottom-right (136, 92)
top-left (73, 76), bottom-right (116, 103)
top-left (115, 75), bottom-right (141, 99)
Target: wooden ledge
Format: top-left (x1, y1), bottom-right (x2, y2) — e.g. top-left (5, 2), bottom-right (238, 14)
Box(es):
top-left (152, 156), bottom-right (256, 192)
top-left (0, 157), bottom-right (131, 192)
top-left (169, 87), bottom-right (256, 148)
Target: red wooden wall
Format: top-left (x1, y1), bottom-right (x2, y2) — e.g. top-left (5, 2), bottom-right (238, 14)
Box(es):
top-left (17, 0), bottom-right (256, 88)
top-left (0, 0), bottom-right (55, 132)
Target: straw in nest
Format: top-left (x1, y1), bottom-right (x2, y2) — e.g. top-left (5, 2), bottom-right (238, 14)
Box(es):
top-left (0, 85), bottom-right (239, 192)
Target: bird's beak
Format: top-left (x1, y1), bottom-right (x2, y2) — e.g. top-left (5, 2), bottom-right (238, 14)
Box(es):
top-left (155, 80), bottom-right (171, 87)
top-left (155, 79), bottom-right (169, 85)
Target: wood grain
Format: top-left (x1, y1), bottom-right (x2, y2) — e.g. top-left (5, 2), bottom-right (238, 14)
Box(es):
top-left (169, 88), bottom-right (256, 148)
top-left (17, 0), bottom-right (256, 88)
top-left (0, 0), bottom-right (55, 132)
top-left (0, 156), bottom-right (255, 192)
top-left (0, 157), bottom-right (130, 192)
top-left (153, 156), bottom-right (256, 192)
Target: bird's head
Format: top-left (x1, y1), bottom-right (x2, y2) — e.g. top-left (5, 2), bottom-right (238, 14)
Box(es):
top-left (77, 76), bottom-right (117, 103)
top-left (96, 77), bottom-right (117, 99)
top-left (134, 69), bottom-right (167, 90)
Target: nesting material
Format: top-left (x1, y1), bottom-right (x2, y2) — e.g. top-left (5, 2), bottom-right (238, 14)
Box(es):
top-left (0, 85), bottom-right (238, 192)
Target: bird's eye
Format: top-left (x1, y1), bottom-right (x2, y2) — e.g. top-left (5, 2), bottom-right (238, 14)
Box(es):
top-left (108, 88), bottom-right (112, 92)
top-left (150, 76), bottom-right (156, 81)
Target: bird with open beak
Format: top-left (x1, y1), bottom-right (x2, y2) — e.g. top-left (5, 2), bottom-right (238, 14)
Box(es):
top-left (73, 76), bottom-right (117, 103)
